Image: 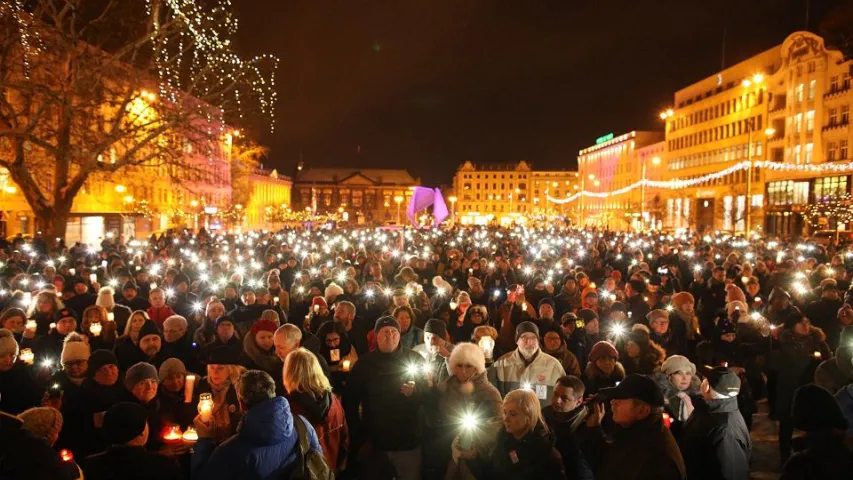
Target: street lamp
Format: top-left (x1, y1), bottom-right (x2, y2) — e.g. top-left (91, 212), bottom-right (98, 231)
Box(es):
top-left (394, 195), bottom-right (403, 224)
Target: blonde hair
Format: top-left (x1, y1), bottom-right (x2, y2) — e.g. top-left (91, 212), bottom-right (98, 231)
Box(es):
top-left (504, 389), bottom-right (546, 436)
top-left (123, 310), bottom-right (150, 338)
top-left (27, 291), bottom-right (63, 317)
top-left (282, 348), bottom-right (332, 397)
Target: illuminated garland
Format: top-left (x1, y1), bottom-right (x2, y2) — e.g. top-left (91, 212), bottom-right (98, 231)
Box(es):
top-left (548, 160), bottom-right (853, 205)
top-left (264, 205), bottom-right (340, 224)
top-left (123, 199), bottom-right (156, 218)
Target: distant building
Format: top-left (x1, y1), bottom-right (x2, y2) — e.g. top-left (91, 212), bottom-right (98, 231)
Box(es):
top-left (292, 168), bottom-right (419, 225)
top-left (244, 169), bottom-right (293, 231)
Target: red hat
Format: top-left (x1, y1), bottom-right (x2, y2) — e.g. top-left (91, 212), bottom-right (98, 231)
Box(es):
top-left (311, 296), bottom-right (328, 309)
top-left (588, 341), bottom-right (619, 363)
top-left (251, 319), bottom-right (278, 335)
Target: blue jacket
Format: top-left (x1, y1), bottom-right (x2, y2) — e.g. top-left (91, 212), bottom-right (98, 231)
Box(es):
top-left (192, 396), bottom-right (322, 480)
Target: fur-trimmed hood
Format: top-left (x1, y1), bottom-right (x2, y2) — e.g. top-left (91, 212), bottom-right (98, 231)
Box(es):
top-left (584, 359), bottom-right (626, 380)
top-left (778, 325), bottom-right (827, 345)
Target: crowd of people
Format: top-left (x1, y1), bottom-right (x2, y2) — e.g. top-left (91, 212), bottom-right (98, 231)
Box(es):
top-left (1, 226), bottom-right (852, 479)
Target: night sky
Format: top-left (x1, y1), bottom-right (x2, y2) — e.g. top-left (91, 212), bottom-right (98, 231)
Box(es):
top-left (232, 0), bottom-right (845, 186)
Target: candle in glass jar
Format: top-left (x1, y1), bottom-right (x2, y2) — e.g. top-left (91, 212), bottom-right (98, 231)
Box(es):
top-left (342, 360), bottom-right (351, 372)
top-left (89, 273), bottom-right (98, 283)
top-left (49, 322), bottom-right (56, 331)
top-left (182, 426), bottom-right (198, 443)
top-left (184, 375), bottom-right (196, 403)
top-left (162, 425), bottom-right (183, 443)
top-left (19, 348), bottom-right (34, 365)
top-left (198, 393), bottom-right (213, 421)
top-left (89, 322), bottom-right (102, 336)
top-left (106, 312), bottom-right (115, 322)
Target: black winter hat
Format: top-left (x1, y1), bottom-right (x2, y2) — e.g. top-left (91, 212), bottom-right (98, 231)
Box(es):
top-left (137, 320), bottom-right (161, 342)
top-left (87, 349), bottom-right (119, 378)
top-left (578, 309), bottom-right (599, 324)
top-left (515, 321), bottom-right (540, 341)
top-left (174, 273), bottom-right (190, 286)
top-left (104, 402), bottom-right (149, 445)
top-left (628, 279), bottom-right (647, 294)
top-left (215, 315), bottom-right (235, 330)
top-left (599, 373), bottom-right (664, 407)
top-left (122, 281), bottom-right (138, 291)
top-left (424, 319), bottom-right (448, 338)
top-left (791, 384), bottom-right (848, 432)
top-left (374, 316), bottom-right (401, 337)
top-left (783, 309), bottom-right (806, 330)
top-left (538, 297), bottom-right (555, 310)
top-left (54, 308), bottom-right (78, 323)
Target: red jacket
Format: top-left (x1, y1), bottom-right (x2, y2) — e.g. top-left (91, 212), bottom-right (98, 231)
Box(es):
top-left (147, 305), bottom-right (177, 328)
top-left (289, 392), bottom-right (349, 471)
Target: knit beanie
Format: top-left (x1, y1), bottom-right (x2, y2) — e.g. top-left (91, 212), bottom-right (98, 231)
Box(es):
top-left (158, 357), bottom-right (187, 381)
top-left (87, 349), bottom-right (118, 377)
top-left (671, 292), bottom-right (694, 309)
top-left (53, 308), bottom-right (78, 324)
top-left (324, 283), bottom-right (344, 299)
top-left (588, 341), bottom-right (619, 362)
top-left (137, 320), bottom-right (161, 342)
top-left (214, 315), bottom-right (235, 330)
top-left (104, 402), bottom-right (148, 445)
top-left (538, 297), bottom-right (555, 310)
top-left (374, 316), bottom-right (400, 337)
top-left (96, 287), bottom-right (116, 309)
top-left (251, 318), bottom-right (279, 335)
top-left (311, 296), bottom-right (328, 310)
top-left (629, 324), bottom-right (650, 346)
top-left (18, 407), bottom-right (63, 444)
top-left (791, 384), bottom-right (849, 432)
top-left (61, 332), bottom-right (90, 364)
top-left (660, 355), bottom-right (697, 377)
top-left (0, 328), bottom-right (18, 357)
top-left (783, 310), bottom-right (806, 331)
top-left (515, 321), bottom-right (540, 341)
top-left (424, 319), bottom-right (448, 338)
top-left (124, 362), bottom-right (158, 390)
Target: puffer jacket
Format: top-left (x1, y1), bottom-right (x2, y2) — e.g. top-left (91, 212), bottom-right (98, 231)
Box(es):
top-left (814, 344), bottom-right (853, 395)
top-left (288, 391), bottom-right (349, 472)
top-left (488, 349), bottom-right (566, 406)
top-left (191, 396), bottom-right (322, 480)
top-left (543, 341), bottom-right (582, 377)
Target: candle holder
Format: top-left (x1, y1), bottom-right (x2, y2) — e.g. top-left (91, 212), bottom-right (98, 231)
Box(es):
top-left (19, 348), bottom-right (34, 365)
top-left (162, 425), bottom-right (183, 445)
top-left (89, 322), bottom-right (102, 336)
top-left (106, 312), bottom-right (115, 322)
top-left (198, 393), bottom-right (213, 422)
top-left (342, 360), bottom-right (351, 372)
top-left (182, 426), bottom-right (198, 443)
top-left (25, 320), bottom-right (37, 332)
top-left (184, 375), bottom-right (197, 403)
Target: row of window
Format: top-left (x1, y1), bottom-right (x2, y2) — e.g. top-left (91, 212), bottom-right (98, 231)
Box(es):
top-left (459, 173), bottom-right (528, 180)
top-left (669, 141), bottom-right (762, 171)
top-left (668, 116), bottom-right (763, 152)
top-left (462, 182), bottom-right (528, 191)
top-left (766, 176), bottom-right (848, 206)
top-left (458, 204), bottom-right (529, 213)
top-left (669, 92), bottom-right (763, 132)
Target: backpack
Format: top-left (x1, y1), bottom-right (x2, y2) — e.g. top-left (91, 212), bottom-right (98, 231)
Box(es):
top-left (289, 417), bottom-right (335, 480)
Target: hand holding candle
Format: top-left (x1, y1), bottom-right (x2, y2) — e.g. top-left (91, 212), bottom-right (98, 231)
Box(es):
top-left (89, 322), bottom-right (102, 336)
top-left (19, 348), bottom-right (34, 365)
top-left (198, 393), bottom-right (213, 422)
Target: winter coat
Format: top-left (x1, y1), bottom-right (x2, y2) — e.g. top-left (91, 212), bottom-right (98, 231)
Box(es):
top-left (169, 292), bottom-right (198, 321)
top-left (146, 305), bottom-right (177, 328)
top-left (114, 336), bottom-right (142, 371)
top-left (288, 391), bottom-right (349, 472)
top-left (804, 298), bottom-right (843, 343)
top-left (241, 331), bottom-right (282, 377)
top-left (161, 331), bottom-right (202, 374)
top-left (770, 327), bottom-right (832, 418)
top-left (344, 346), bottom-right (428, 452)
top-left (781, 432), bottom-right (853, 480)
top-left (83, 445), bottom-right (183, 480)
top-left (471, 423), bottom-right (567, 480)
top-left (488, 349), bottom-right (566, 406)
top-left (199, 335), bottom-right (243, 368)
top-left (836, 384), bottom-right (853, 438)
top-left (316, 322), bottom-right (359, 391)
top-left (50, 371), bottom-right (99, 459)
top-left (814, 344), bottom-right (853, 395)
top-left (677, 397), bottom-right (751, 480)
top-left (191, 396), bottom-right (322, 480)
top-left (653, 370), bottom-right (701, 423)
top-left (30, 330), bottom-right (67, 366)
top-left (543, 405), bottom-right (595, 480)
top-left (81, 378), bottom-right (126, 453)
top-left (436, 371), bottom-right (503, 440)
top-left (400, 325), bottom-right (425, 350)
top-left (581, 361), bottom-right (626, 397)
top-left (0, 411), bottom-right (78, 480)
top-left (0, 362), bottom-right (42, 414)
top-left (108, 304), bottom-right (132, 335)
top-left (543, 342), bottom-right (582, 377)
top-left (581, 413), bottom-right (686, 480)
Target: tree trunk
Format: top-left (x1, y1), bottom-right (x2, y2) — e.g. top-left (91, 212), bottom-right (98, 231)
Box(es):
top-left (35, 204), bottom-right (70, 247)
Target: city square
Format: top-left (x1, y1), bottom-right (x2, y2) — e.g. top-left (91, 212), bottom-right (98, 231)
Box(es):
top-left (2, 1), bottom-right (853, 479)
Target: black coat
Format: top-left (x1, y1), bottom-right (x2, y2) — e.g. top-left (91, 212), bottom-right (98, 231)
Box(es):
top-left (781, 432), bottom-right (853, 480)
top-left (804, 298), bottom-right (843, 343)
top-left (64, 294), bottom-right (97, 319)
top-left (0, 362), bottom-right (43, 414)
top-left (83, 445), bottom-right (183, 480)
top-left (0, 411), bottom-right (78, 480)
top-left (473, 423), bottom-right (567, 480)
top-left (678, 397), bottom-right (751, 480)
top-left (81, 379), bottom-right (126, 454)
top-left (50, 371), bottom-right (100, 459)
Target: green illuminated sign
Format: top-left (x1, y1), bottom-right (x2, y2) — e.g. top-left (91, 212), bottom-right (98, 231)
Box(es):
top-left (595, 133), bottom-right (614, 145)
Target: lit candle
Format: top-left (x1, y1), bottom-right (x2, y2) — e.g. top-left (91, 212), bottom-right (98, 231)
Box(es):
top-left (273, 296), bottom-right (279, 304)
top-left (198, 393), bottom-right (213, 422)
top-left (89, 322), bottom-right (102, 336)
top-left (49, 322), bottom-right (56, 331)
top-left (342, 360), bottom-right (351, 372)
top-left (19, 348), bottom-right (34, 365)
top-left (182, 426), bottom-right (198, 443)
top-left (449, 301), bottom-right (457, 310)
top-left (478, 336), bottom-right (495, 359)
top-left (106, 312), bottom-right (114, 322)
top-left (89, 273), bottom-right (98, 283)
top-left (184, 375), bottom-right (196, 403)
top-left (162, 425), bottom-right (183, 444)
top-left (26, 320), bottom-right (37, 332)
top-left (813, 351), bottom-right (822, 359)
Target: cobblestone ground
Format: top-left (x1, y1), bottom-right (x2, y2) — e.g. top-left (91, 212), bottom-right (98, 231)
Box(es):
top-left (750, 403), bottom-right (780, 480)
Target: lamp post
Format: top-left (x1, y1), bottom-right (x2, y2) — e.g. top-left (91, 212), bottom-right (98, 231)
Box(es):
top-left (394, 195), bottom-right (403, 224)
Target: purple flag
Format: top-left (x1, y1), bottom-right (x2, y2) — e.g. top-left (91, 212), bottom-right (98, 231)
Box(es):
top-left (432, 188), bottom-right (449, 227)
top-left (406, 187), bottom-right (435, 227)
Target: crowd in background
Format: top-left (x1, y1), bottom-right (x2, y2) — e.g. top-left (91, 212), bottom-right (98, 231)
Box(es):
top-left (1, 226), bottom-right (853, 479)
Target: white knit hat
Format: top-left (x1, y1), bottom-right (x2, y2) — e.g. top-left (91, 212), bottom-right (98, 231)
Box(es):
top-left (96, 287), bottom-right (116, 309)
top-left (61, 332), bottom-right (90, 364)
top-left (660, 355), bottom-right (696, 377)
top-left (163, 315), bottom-right (188, 330)
top-left (325, 282), bottom-right (344, 300)
top-left (0, 328), bottom-right (19, 357)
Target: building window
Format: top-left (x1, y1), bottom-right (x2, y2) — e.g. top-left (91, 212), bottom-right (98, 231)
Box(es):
top-left (844, 73), bottom-right (852, 89)
top-left (808, 79), bottom-right (816, 100)
top-left (829, 142), bottom-right (838, 161)
top-left (814, 176), bottom-right (848, 200)
top-left (808, 61), bottom-right (816, 73)
top-left (842, 105), bottom-right (850, 124)
top-left (352, 190), bottom-right (363, 208)
top-left (806, 111), bottom-right (815, 132)
top-left (805, 143), bottom-right (814, 163)
top-left (794, 113), bottom-right (803, 133)
top-left (795, 84), bottom-right (804, 102)
top-left (842, 140), bottom-right (849, 160)
top-left (795, 144), bottom-right (802, 163)
top-left (830, 108), bottom-right (838, 125)
top-left (831, 76), bottom-right (840, 91)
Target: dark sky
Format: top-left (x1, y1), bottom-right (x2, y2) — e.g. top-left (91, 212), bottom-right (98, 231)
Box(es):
top-left (232, 0), bottom-right (845, 185)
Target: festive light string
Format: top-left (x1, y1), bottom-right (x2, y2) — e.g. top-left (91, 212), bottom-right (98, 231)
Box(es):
top-left (546, 160), bottom-right (853, 204)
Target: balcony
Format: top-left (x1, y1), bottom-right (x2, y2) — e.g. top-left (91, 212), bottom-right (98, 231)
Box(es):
top-left (824, 85), bottom-right (851, 99)
top-left (822, 120), bottom-right (850, 132)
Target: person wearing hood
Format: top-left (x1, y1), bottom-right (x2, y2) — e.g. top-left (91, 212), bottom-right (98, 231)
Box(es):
top-left (555, 275), bottom-right (582, 318)
top-left (123, 362), bottom-right (167, 452)
top-left (63, 277), bottom-right (97, 320)
top-left (541, 324), bottom-right (582, 376)
top-left (316, 319), bottom-right (358, 391)
top-left (414, 319), bottom-right (454, 386)
top-left (83, 402), bottom-right (183, 480)
top-left (242, 317), bottom-right (282, 377)
top-left (677, 367), bottom-right (751, 480)
top-left (191, 369), bottom-right (322, 479)
top-left (283, 348), bottom-right (349, 473)
top-left (199, 316), bottom-right (243, 368)
top-left (0, 328), bottom-right (42, 414)
top-left (541, 375), bottom-right (594, 480)
top-left (161, 314), bottom-right (201, 373)
top-left (192, 346), bottom-right (243, 444)
top-left (581, 341), bottom-right (626, 397)
top-left (1, 307), bottom-right (26, 344)
top-left (815, 325), bottom-right (853, 394)
top-left (654, 355), bottom-right (701, 438)
top-left (781, 384), bottom-right (853, 479)
top-left (770, 309), bottom-right (832, 463)
top-left (489, 321), bottom-right (566, 406)
top-left (28, 307), bottom-right (78, 366)
top-left (95, 287), bottom-right (132, 335)
top-left (468, 389), bottom-right (567, 480)
top-left (117, 281), bottom-right (150, 312)
top-left (344, 316), bottom-right (428, 480)
top-left (81, 350), bottom-right (124, 452)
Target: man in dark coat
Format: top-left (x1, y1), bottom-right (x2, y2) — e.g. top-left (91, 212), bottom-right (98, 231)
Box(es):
top-left (804, 280), bottom-right (844, 347)
top-left (83, 402), bottom-right (183, 480)
top-left (63, 277), bottom-right (97, 318)
top-left (581, 374), bottom-right (686, 480)
top-left (117, 281), bottom-right (150, 312)
top-left (0, 410), bottom-right (79, 480)
top-left (625, 279), bottom-right (651, 326)
top-left (678, 367), bottom-right (751, 480)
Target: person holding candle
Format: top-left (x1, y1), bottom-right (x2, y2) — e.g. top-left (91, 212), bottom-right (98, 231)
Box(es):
top-left (192, 347), bottom-right (243, 444)
top-left (82, 402), bottom-right (183, 480)
top-left (45, 332), bottom-right (97, 459)
top-left (194, 300), bottom-right (226, 348)
top-left (123, 362), bottom-right (167, 452)
top-left (63, 277), bottom-right (97, 319)
top-left (316, 320), bottom-right (358, 391)
top-left (26, 290), bottom-right (63, 335)
top-left (81, 305), bottom-right (116, 352)
top-left (156, 358), bottom-right (196, 429)
top-left (242, 317), bottom-right (282, 377)
top-left (0, 328), bottom-right (42, 414)
top-left (489, 321), bottom-right (566, 406)
top-left (95, 287), bottom-right (132, 335)
top-left (28, 307), bottom-right (78, 370)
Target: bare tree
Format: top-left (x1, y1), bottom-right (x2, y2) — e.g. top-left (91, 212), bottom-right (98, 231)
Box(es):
top-left (0, 0), bottom-right (277, 241)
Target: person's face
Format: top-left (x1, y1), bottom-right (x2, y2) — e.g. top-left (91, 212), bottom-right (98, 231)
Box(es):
top-left (334, 307), bottom-right (353, 325)
top-left (162, 373), bottom-right (185, 393)
top-left (793, 318), bottom-right (811, 336)
top-left (626, 340), bottom-right (641, 358)
top-left (454, 359), bottom-right (477, 382)
top-left (560, 322), bottom-right (575, 338)
top-left (584, 318), bottom-right (600, 335)
top-left (2, 315), bottom-right (24, 334)
top-left (242, 292), bottom-right (256, 305)
top-left (669, 371), bottom-right (692, 391)
top-left (324, 332), bottom-right (341, 348)
top-left (139, 334), bottom-right (162, 356)
top-left (551, 384), bottom-right (582, 413)
top-left (64, 359), bottom-right (88, 379)
top-left (396, 311), bottom-right (412, 333)
top-left (94, 364), bottom-right (119, 386)
top-left (840, 309), bottom-right (853, 326)
top-left (0, 353), bottom-right (16, 372)
top-left (712, 270), bottom-right (725, 282)
top-left (123, 288), bottom-right (137, 300)
top-left (208, 304), bottom-right (225, 320)
top-left (149, 291), bottom-right (165, 308)
top-left (564, 280), bottom-right (577, 293)
top-left (517, 332), bottom-right (539, 357)
top-left (470, 310), bottom-right (485, 325)
top-left (543, 331), bottom-right (562, 352)
top-left (217, 322), bottom-right (235, 342)
top-left (176, 282), bottom-right (188, 293)
top-left (538, 304), bottom-right (554, 319)
top-left (74, 282), bottom-right (88, 295)
top-left (502, 400), bottom-right (529, 437)
top-left (207, 364), bottom-right (230, 386)
top-left (256, 331), bottom-right (274, 350)
top-left (36, 296), bottom-right (54, 313)
top-left (132, 378), bottom-right (158, 403)
top-left (376, 326), bottom-right (400, 353)
top-left (163, 323), bottom-right (186, 343)
top-left (56, 318), bottom-right (77, 335)
top-left (721, 332), bottom-right (737, 343)
top-left (225, 288), bottom-right (237, 299)
top-left (424, 332), bottom-right (445, 351)
top-left (677, 301), bottom-right (694, 317)
top-left (610, 399), bottom-right (648, 427)
top-left (274, 336), bottom-right (296, 362)
top-left (130, 314), bottom-right (146, 332)
top-left (583, 294), bottom-right (598, 307)
top-left (650, 318), bottom-right (669, 335)
top-left (393, 295), bottom-right (408, 308)
top-left (595, 356), bottom-right (616, 375)
top-left (824, 289), bottom-right (840, 301)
